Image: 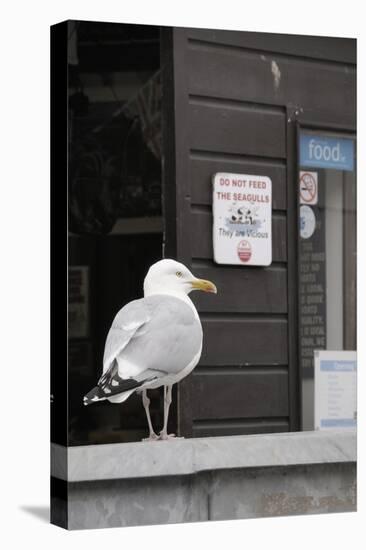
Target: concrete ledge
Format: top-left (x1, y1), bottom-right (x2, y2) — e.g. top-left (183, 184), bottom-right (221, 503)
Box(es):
top-left (51, 431), bottom-right (356, 529)
top-left (65, 462), bottom-right (356, 529)
top-left (52, 430), bottom-right (356, 482)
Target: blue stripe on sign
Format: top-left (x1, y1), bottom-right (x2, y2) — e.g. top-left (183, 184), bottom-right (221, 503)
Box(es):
top-left (320, 360), bottom-right (356, 372)
top-left (300, 134), bottom-right (354, 171)
top-left (320, 419), bottom-right (356, 428)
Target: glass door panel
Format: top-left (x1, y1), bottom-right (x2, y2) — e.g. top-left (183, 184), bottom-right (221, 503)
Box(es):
top-left (298, 131), bottom-right (356, 430)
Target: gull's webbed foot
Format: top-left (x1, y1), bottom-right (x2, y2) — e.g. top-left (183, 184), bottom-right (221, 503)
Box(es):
top-left (158, 431), bottom-right (184, 441)
top-left (142, 432), bottom-right (160, 442)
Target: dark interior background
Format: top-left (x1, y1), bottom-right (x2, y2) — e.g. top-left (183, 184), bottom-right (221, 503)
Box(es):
top-left (67, 21), bottom-right (171, 445)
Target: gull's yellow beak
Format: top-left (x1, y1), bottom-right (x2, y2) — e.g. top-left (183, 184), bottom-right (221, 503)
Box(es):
top-left (191, 278), bottom-right (217, 294)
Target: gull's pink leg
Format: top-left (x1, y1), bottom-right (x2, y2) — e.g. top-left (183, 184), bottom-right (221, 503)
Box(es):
top-left (141, 390), bottom-right (159, 441)
top-left (159, 385), bottom-right (183, 440)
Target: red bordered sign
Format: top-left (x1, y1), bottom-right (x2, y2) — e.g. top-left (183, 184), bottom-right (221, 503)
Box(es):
top-left (212, 172), bottom-right (272, 266)
top-left (299, 171), bottom-right (318, 205)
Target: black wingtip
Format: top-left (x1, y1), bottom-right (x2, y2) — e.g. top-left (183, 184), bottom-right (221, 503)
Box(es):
top-left (83, 375), bottom-right (159, 406)
top-left (83, 386), bottom-right (103, 406)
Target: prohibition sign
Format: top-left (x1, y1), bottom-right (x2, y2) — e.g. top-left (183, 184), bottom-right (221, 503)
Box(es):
top-left (299, 171), bottom-right (318, 205)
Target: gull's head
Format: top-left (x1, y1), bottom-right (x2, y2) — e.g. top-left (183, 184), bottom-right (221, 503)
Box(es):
top-left (143, 259), bottom-right (217, 297)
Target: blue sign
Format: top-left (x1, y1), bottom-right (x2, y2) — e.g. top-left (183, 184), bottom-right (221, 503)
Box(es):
top-left (300, 134), bottom-right (354, 171)
top-left (320, 360), bottom-right (356, 372)
top-left (320, 418), bottom-right (356, 428)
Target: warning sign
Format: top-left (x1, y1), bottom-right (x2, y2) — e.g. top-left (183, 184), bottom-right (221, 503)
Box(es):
top-left (300, 171), bottom-right (318, 205)
top-left (212, 172), bottom-right (272, 266)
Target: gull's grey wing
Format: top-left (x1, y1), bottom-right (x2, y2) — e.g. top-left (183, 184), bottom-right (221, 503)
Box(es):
top-left (117, 295), bottom-right (203, 377)
top-left (104, 295), bottom-right (202, 380)
top-left (102, 298), bottom-right (151, 372)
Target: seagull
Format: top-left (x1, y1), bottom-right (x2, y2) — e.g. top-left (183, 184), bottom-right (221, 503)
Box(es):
top-left (83, 259), bottom-right (217, 441)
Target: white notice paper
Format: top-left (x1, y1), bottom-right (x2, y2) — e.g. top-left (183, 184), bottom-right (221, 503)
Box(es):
top-left (212, 173), bottom-right (272, 266)
top-left (314, 350), bottom-right (357, 430)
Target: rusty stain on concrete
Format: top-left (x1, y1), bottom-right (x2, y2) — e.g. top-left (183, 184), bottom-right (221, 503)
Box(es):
top-left (261, 489), bottom-right (356, 517)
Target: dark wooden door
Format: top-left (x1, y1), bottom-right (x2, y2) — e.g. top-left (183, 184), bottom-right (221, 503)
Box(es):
top-left (161, 27), bottom-right (356, 437)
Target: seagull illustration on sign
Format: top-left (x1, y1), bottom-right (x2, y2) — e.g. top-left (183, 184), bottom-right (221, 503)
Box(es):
top-left (83, 259), bottom-right (217, 441)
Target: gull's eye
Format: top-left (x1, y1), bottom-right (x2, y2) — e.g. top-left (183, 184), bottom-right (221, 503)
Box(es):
top-left (176, 271), bottom-right (183, 278)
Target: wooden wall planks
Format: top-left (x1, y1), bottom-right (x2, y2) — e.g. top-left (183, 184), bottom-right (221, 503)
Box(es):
top-left (162, 26), bottom-right (356, 437)
top-left (190, 370), bottom-right (289, 418)
top-left (188, 98), bottom-right (286, 158)
top-left (186, 41), bottom-right (356, 125)
top-left (198, 318), bottom-right (288, 366)
top-left (186, 28), bottom-right (356, 64)
top-left (191, 263), bottom-right (287, 313)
